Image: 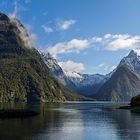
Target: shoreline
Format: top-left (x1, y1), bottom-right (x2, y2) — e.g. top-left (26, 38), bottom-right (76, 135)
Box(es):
top-left (118, 105), bottom-right (140, 113)
top-left (0, 109), bottom-right (39, 118)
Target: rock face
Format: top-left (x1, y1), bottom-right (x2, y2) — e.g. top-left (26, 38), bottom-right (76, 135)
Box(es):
top-left (41, 52), bottom-right (68, 86)
top-left (42, 49), bottom-right (140, 101)
top-left (95, 50), bottom-right (140, 101)
top-left (0, 12), bottom-right (86, 103)
top-left (94, 66), bottom-right (140, 101)
top-left (41, 51), bottom-right (106, 97)
top-left (119, 50), bottom-right (140, 77)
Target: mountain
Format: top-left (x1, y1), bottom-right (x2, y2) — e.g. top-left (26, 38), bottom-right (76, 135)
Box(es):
top-left (119, 50), bottom-right (140, 77)
top-left (41, 51), bottom-right (107, 97)
top-left (65, 71), bottom-right (106, 96)
top-left (94, 66), bottom-right (140, 101)
top-left (95, 50), bottom-right (140, 101)
top-left (42, 49), bottom-right (140, 101)
top-left (41, 52), bottom-right (68, 86)
top-left (0, 12), bottom-right (87, 102)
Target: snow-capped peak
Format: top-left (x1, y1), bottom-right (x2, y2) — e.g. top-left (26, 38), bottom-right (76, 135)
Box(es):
top-left (40, 51), bottom-right (64, 77)
top-left (41, 51), bottom-right (58, 69)
top-left (64, 70), bottom-right (106, 86)
top-left (128, 49), bottom-right (140, 60)
top-left (64, 71), bottom-right (83, 79)
top-left (119, 49), bottom-right (140, 77)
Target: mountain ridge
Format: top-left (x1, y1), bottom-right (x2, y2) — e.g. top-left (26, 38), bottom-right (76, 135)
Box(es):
top-left (94, 65), bottom-right (140, 101)
top-left (0, 12), bottom-right (88, 102)
top-left (41, 51), bottom-right (107, 97)
top-left (42, 49), bottom-right (140, 101)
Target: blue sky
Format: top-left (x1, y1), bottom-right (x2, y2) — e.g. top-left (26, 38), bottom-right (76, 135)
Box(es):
top-left (1, 0), bottom-right (140, 74)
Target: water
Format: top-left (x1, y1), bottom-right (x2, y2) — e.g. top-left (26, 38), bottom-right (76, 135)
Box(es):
top-left (0, 102), bottom-right (140, 140)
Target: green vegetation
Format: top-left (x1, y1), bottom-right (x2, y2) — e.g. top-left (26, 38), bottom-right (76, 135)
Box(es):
top-left (119, 94), bottom-right (140, 112)
top-left (130, 94), bottom-right (140, 106)
top-left (0, 13), bottom-right (87, 103)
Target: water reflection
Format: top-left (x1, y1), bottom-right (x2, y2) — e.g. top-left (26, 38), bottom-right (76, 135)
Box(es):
top-left (0, 102), bottom-right (140, 140)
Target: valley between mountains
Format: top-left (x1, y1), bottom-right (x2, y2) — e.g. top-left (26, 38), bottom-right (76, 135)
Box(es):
top-left (0, 12), bottom-right (140, 102)
top-left (41, 49), bottom-right (140, 101)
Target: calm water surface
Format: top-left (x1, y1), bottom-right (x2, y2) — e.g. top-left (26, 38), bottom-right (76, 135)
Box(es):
top-left (0, 102), bottom-right (140, 140)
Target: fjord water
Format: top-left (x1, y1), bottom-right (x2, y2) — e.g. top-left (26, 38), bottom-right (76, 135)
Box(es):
top-left (0, 102), bottom-right (140, 140)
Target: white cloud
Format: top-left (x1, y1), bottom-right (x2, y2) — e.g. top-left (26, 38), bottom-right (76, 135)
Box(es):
top-left (47, 34), bottom-right (140, 57)
top-left (9, 16), bottom-right (37, 48)
top-left (57, 19), bottom-right (76, 30)
top-left (104, 34), bottom-right (112, 39)
top-left (29, 33), bottom-right (37, 46)
top-left (9, 1), bottom-right (27, 18)
top-left (94, 63), bottom-right (117, 74)
top-left (95, 34), bottom-right (140, 51)
top-left (42, 25), bottom-right (53, 33)
top-left (58, 60), bottom-right (85, 72)
top-left (48, 39), bottom-right (90, 57)
top-left (9, 1), bottom-right (18, 18)
top-left (7, 1), bottom-right (37, 48)
top-left (107, 36), bottom-right (140, 51)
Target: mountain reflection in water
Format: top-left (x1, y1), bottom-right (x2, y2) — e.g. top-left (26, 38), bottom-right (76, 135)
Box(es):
top-left (0, 102), bottom-right (140, 140)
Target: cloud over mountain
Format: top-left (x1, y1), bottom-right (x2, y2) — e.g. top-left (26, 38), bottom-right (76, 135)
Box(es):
top-left (58, 60), bottom-right (85, 72)
top-left (47, 34), bottom-right (140, 57)
top-left (48, 39), bottom-right (89, 57)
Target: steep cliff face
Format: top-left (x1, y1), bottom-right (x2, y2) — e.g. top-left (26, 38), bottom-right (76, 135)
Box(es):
top-left (0, 12), bottom-right (86, 102)
top-left (41, 50), bottom-right (140, 101)
top-left (93, 50), bottom-right (140, 101)
top-left (119, 50), bottom-right (140, 77)
top-left (41, 51), bottom-right (106, 97)
top-left (95, 66), bottom-right (140, 101)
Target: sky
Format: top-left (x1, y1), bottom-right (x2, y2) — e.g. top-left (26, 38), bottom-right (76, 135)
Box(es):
top-left (1, 0), bottom-right (140, 74)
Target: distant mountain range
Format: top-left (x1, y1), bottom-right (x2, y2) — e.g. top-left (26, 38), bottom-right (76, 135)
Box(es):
top-left (41, 50), bottom-right (140, 101)
top-left (2, 11), bottom-right (140, 102)
top-left (0, 12), bottom-right (87, 102)
top-left (41, 52), bottom-right (106, 96)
